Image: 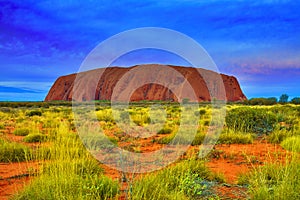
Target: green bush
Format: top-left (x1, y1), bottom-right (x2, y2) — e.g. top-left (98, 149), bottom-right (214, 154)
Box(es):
top-left (226, 107), bottom-right (277, 135)
top-left (291, 97), bottom-right (300, 104)
top-left (13, 128), bottom-right (30, 136)
top-left (194, 109), bottom-right (207, 117)
top-left (246, 97), bottom-right (277, 105)
top-left (23, 134), bottom-right (47, 143)
top-left (203, 120), bottom-right (210, 126)
top-left (199, 109), bottom-right (207, 116)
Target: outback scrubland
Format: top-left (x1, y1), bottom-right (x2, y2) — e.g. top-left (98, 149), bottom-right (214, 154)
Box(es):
top-left (0, 101), bottom-right (299, 199)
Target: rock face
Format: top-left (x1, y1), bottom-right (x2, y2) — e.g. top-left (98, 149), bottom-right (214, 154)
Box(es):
top-left (45, 64), bottom-right (247, 102)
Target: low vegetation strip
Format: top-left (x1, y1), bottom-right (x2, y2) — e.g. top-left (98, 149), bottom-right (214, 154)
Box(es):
top-left (0, 103), bottom-right (299, 199)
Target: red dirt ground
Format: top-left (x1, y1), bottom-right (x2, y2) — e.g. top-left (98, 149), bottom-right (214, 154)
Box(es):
top-left (207, 139), bottom-right (288, 184)
top-left (0, 161), bottom-right (40, 200)
top-left (214, 185), bottom-right (249, 200)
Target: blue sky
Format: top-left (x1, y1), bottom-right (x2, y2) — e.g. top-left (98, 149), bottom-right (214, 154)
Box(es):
top-left (0, 0), bottom-right (299, 101)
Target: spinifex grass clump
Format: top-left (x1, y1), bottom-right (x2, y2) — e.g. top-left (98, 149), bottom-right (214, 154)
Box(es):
top-left (226, 107), bottom-right (277, 135)
top-left (157, 126), bottom-right (173, 134)
top-left (0, 122), bottom-right (5, 130)
top-left (0, 138), bottom-right (32, 162)
top-left (218, 129), bottom-right (254, 144)
top-left (268, 128), bottom-right (294, 143)
top-left (26, 110), bottom-right (42, 117)
top-left (129, 107), bottom-right (151, 126)
top-left (23, 133), bottom-right (47, 143)
top-left (280, 136), bottom-right (300, 152)
top-left (14, 172), bottom-right (119, 200)
top-left (244, 156), bottom-right (300, 200)
top-left (191, 131), bottom-right (206, 145)
top-left (130, 159), bottom-right (220, 200)
top-left (14, 122), bottom-right (119, 200)
top-left (96, 108), bottom-right (115, 123)
top-left (13, 128), bottom-right (30, 136)
top-left (268, 107), bottom-right (300, 143)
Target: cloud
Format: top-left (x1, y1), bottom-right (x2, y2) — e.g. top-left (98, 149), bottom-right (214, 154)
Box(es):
top-left (0, 92), bottom-right (46, 101)
top-left (0, 86), bottom-right (41, 93)
top-left (0, 81), bottom-right (52, 101)
top-left (0, 81), bottom-right (52, 92)
top-left (0, 0), bottom-right (299, 100)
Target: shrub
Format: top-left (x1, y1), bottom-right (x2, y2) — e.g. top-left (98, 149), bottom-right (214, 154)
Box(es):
top-left (203, 120), bottom-right (210, 126)
top-left (279, 94), bottom-right (289, 104)
top-left (26, 110), bottom-right (42, 117)
top-left (199, 109), bottom-right (207, 115)
top-left (194, 109), bottom-right (207, 117)
top-left (246, 97), bottom-right (277, 105)
top-left (13, 128), bottom-right (30, 136)
top-left (291, 97), bottom-right (300, 104)
top-left (23, 134), bottom-right (47, 143)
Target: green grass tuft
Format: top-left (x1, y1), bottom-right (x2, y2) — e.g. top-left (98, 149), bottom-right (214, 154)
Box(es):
top-left (247, 158), bottom-right (300, 200)
top-left (280, 136), bottom-right (300, 152)
top-left (13, 128), bottom-right (30, 136)
top-left (130, 159), bottom-right (217, 200)
top-left (218, 129), bottom-right (254, 144)
top-left (0, 138), bottom-right (32, 162)
top-left (23, 134), bottom-right (47, 143)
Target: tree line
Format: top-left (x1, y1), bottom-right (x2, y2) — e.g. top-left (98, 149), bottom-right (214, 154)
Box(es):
top-left (244, 94), bottom-right (300, 105)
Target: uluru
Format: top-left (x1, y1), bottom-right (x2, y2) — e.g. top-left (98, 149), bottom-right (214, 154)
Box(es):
top-left (45, 64), bottom-right (247, 102)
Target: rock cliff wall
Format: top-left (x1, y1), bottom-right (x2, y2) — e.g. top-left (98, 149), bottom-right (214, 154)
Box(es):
top-left (45, 65), bottom-right (246, 102)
